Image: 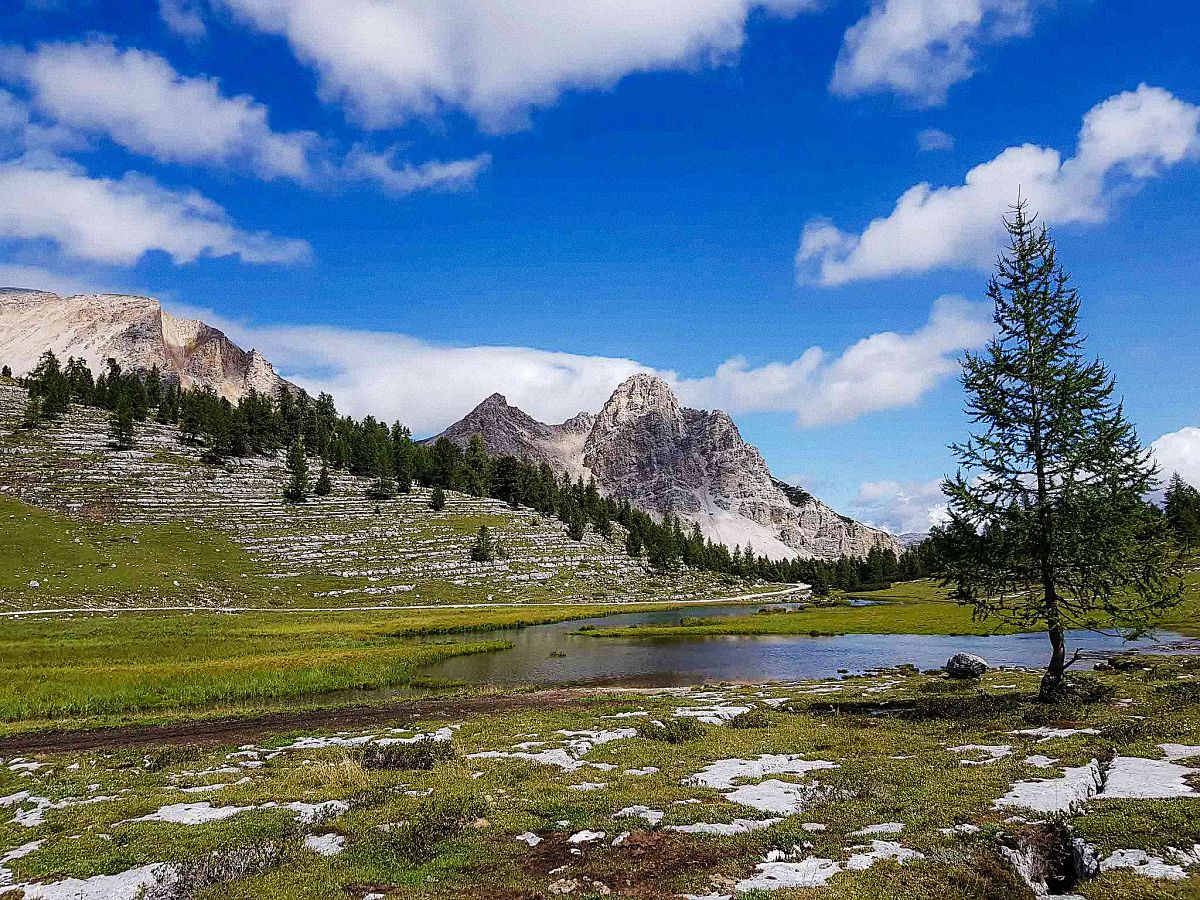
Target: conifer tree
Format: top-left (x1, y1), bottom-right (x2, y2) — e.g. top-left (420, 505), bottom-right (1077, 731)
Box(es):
top-left (625, 529), bottom-right (643, 558)
top-left (937, 201), bottom-right (1181, 699)
top-left (315, 462), bottom-right (333, 497)
top-left (365, 439), bottom-right (396, 499)
top-left (1, 365), bottom-right (10, 378)
top-left (145, 365), bottom-right (162, 409)
top-left (283, 434), bottom-right (309, 502)
top-left (20, 394), bottom-right (42, 429)
top-left (464, 434), bottom-right (491, 496)
top-left (29, 350), bottom-right (70, 420)
top-left (470, 525), bottom-right (495, 562)
top-left (430, 486), bottom-right (446, 511)
top-left (109, 396), bottom-right (135, 450)
top-left (1164, 473), bottom-right (1200, 550)
top-left (565, 506), bottom-right (586, 541)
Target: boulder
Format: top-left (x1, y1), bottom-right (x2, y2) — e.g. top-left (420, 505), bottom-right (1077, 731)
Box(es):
top-left (945, 653), bottom-right (989, 679)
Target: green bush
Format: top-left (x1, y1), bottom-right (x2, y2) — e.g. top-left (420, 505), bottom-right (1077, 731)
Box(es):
top-left (640, 717), bottom-right (705, 743)
top-left (727, 708), bottom-right (771, 729)
top-left (366, 792), bottom-right (487, 864)
top-left (361, 737), bottom-right (456, 771)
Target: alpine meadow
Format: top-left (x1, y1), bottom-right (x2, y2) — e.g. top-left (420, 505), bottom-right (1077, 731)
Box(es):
top-left (0, 3), bottom-right (1198, 899)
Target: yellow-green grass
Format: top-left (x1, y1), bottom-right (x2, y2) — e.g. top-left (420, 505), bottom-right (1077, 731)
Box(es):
top-left (583, 575), bottom-right (1200, 639)
top-left (0, 602), bottom-right (733, 734)
top-left (1, 656), bottom-right (1197, 899)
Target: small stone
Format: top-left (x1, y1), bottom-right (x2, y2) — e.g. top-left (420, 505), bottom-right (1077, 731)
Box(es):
top-left (945, 653), bottom-right (989, 678)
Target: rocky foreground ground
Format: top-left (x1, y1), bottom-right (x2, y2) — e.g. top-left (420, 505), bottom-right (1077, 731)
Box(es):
top-left (0, 655), bottom-right (1197, 900)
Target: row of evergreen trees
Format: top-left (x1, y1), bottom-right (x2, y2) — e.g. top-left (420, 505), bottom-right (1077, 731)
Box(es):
top-left (10, 349), bottom-right (936, 590)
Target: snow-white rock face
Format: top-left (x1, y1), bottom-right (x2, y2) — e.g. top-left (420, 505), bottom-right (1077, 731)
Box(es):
top-left (434, 374), bottom-right (900, 560)
top-left (0, 289), bottom-right (290, 402)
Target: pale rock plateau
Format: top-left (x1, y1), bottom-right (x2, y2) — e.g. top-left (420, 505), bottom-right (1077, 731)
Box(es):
top-left (0, 289), bottom-right (289, 402)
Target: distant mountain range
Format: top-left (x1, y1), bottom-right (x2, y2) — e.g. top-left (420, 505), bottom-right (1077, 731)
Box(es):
top-left (1, 288), bottom-right (900, 561)
top-left (435, 374), bottom-right (901, 561)
top-left (0, 289), bottom-right (289, 402)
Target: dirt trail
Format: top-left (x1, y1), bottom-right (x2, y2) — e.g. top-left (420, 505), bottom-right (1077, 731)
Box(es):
top-left (0, 687), bottom-right (630, 755)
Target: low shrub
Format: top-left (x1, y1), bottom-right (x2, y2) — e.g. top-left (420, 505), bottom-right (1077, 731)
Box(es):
top-left (727, 708), bottom-right (771, 729)
top-left (368, 792), bottom-right (487, 864)
top-left (640, 717), bottom-right (705, 743)
top-left (146, 840), bottom-right (294, 899)
top-left (361, 737), bottom-right (456, 771)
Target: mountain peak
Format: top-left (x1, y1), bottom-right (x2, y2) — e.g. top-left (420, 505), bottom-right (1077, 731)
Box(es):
top-left (478, 392), bottom-right (510, 409)
top-left (600, 373), bottom-right (682, 427)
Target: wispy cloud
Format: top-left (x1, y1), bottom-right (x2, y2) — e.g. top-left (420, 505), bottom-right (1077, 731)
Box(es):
top-left (849, 477), bottom-right (949, 535)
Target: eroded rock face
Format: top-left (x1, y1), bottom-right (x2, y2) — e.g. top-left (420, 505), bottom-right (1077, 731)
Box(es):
top-left (435, 373), bottom-right (900, 561)
top-left (0, 288), bottom-right (289, 402)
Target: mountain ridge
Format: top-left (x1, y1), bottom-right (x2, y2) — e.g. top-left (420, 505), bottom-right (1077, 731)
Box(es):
top-left (435, 373), bottom-right (901, 561)
top-left (0, 288), bottom-right (290, 402)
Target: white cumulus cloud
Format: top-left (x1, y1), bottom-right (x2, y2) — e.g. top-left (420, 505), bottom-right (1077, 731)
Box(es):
top-left (831, 0), bottom-right (1047, 106)
top-left (798, 84), bottom-right (1200, 285)
top-left (0, 40), bottom-right (490, 195)
top-left (0, 157), bottom-right (311, 265)
top-left (1151, 427), bottom-right (1200, 490)
top-left (210, 0), bottom-right (820, 131)
top-left (3, 40), bottom-right (318, 182)
top-left (674, 295), bottom-right (992, 427)
top-left (172, 295), bottom-right (988, 435)
top-left (850, 478), bottom-right (949, 535)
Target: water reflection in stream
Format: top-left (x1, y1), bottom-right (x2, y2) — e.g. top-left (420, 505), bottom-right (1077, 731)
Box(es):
top-left (419, 604), bottom-right (1185, 686)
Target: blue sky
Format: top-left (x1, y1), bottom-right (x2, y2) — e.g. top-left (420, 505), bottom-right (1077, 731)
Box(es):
top-left (2, 1), bottom-right (1199, 532)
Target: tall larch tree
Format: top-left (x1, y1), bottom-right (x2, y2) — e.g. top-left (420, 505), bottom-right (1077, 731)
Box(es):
top-left (936, 201), bottom-right (1181, 699)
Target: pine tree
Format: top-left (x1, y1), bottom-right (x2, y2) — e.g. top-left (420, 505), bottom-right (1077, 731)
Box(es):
top-left (20, 394), bottom-right (42, 429)
top-left (29, 350), bottom-right (70, 419)
top-left (315, 462), bottom-right (333, 497)
top-left (430, 486), bottom-right (446, 511)
top-left (565, 506), bottom-right (586, 541)
top-left (470, 525), bottom-right (495, 562)
top-left (0, 365), bottom-right (10, 378)
top-left (365, 439), bottom-right (395, 499)
top-left (464, 434), bottom-right (491, 496)
top-left (283, 434), bottom-right (309, 502)
top-left (145, 365), bottom-right (162, 409)
top-left (625, 529), bottom-right (643, 558)
top-left (109, 397), bottom-right (135, 450)
top-left (936, 201), bottom-right (1181, 700)
top-left (1164, 473), bottom-right (1200, 550)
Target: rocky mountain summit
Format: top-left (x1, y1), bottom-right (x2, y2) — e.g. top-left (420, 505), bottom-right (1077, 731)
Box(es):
top-left (0, 288), bottom-right (289, 401)
top-left (436, 373), bottom-right (900, 560)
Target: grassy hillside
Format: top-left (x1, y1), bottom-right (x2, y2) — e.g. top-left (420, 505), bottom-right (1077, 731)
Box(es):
top-left (0, 382), bottom-right (754, 612)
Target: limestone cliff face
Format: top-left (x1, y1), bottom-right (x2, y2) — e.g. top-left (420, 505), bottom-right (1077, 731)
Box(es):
top-left (436, 373), bottom-right (901, 561)
top-left (0, 289), bottom-right (289, 401)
